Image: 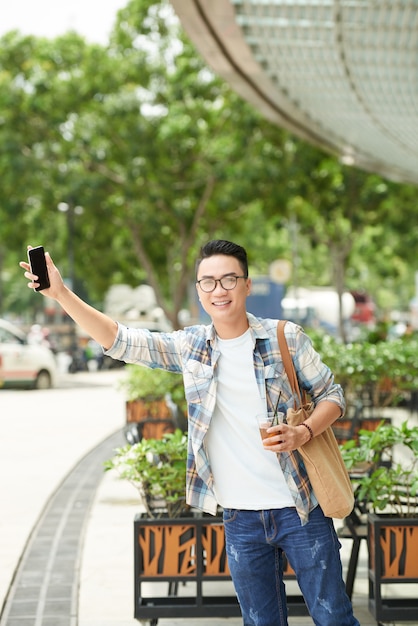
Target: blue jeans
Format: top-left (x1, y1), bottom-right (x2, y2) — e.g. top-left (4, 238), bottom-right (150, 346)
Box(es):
top-left (223, 506), bottom-right (360, 626)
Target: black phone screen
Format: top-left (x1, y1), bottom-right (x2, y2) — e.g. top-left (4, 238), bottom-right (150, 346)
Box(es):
top-left (28, 246), bottom-right (50, 291)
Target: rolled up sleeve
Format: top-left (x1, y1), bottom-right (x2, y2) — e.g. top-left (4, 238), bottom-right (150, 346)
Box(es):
top-left (104, 322), bottom-right (182, 372)
top-left (289, 324), bottom-right (346, 416)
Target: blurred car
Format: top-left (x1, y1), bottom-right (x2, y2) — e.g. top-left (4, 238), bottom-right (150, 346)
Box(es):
top-left (0, 319), bottom-right (57, 389)
top-left (350, 290), bottom-right (376, 325)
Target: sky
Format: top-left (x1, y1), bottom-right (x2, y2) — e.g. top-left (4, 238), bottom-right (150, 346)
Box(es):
top-left (0, 0), bottom-right (128, 43)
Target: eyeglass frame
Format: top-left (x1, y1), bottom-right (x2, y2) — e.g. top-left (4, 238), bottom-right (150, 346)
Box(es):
top-left (196, 274), bottom-right (248, 293)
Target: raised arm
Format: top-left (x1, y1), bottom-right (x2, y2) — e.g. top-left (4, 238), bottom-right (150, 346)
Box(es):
top-left (20, 246), bottom-right (118, 350)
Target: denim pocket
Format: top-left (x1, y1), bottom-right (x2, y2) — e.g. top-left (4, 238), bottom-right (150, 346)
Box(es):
top-left (222, 508), bottom-right (239, 524)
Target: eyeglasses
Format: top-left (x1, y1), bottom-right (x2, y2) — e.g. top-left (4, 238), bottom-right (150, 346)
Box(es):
top-left (197, 275), bottom-right (247, 293)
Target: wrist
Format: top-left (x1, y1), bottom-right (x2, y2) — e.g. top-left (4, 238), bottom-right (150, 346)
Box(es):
top-left (299, 422), bottom-right (314, 442)
top-left (55, 282), bottom-right (71, 303)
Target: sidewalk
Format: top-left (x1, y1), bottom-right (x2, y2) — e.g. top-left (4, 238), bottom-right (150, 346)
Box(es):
top-left (0, 369), bottom-right (127, 620)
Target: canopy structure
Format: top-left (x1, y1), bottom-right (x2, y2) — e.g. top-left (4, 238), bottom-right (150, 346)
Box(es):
top-left (171, 0), bottom-right (418, 184)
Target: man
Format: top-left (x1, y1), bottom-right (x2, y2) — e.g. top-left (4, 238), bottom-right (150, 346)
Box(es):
top-left (21, 239), bottom-right (359, 626)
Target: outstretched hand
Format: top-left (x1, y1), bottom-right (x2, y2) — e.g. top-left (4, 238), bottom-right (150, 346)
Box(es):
top-left (20, 245), bottom-right (118, 350)
top-left (19, 246), bottom-right (65, 300)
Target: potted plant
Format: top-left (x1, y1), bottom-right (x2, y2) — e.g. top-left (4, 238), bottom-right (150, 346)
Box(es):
top-left (105, 428), bottom-right (188, 518)
top-left (105, 432), bottom-right (301, 621)
top-left (119, 364), bottom-right (187, 439)
top-left (104, 430), bottom-right (240, 621)
top-left (341, 420), bottom-right (418, 623)
top-left (310, 331), bottom-right (418, 444)
top-left (341, 420), bottom-right (418, 517)
top-left (312, 331), bottom-right (418, 410)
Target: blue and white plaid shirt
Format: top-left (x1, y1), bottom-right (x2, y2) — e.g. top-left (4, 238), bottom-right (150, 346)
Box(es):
top-left (105, 313), bottom-right (345, 524)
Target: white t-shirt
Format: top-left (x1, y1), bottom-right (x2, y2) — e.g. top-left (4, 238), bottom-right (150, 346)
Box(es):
top-left (205, 329), bottom-right (294, 510)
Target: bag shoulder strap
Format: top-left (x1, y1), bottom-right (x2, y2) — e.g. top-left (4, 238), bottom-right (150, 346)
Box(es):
top-left (277, 320), bottom-right (303, 408)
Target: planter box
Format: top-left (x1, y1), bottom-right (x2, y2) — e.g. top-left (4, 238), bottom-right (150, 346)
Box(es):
top-left (134, 514), bottom-right (307, 622)
top-left (126, 398), bottom-right (172, 422)
top-left (333, 415), bottom-right (391, 446)
top-left (126, 399), bottom-right (175, 440)
top-left (368, 513), bottom-right (418, 623)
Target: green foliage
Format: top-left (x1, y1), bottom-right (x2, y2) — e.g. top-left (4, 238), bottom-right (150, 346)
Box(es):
top-left (1, 0), bottom-right (417, 326)
top-left (119, 364), bottom-right (187, 415)
top-left (104, 429), bottom-right (188, 518)
top-left (341, 421), bottom-right (418, 517)
top-left (311, 331), bottom-right (418, 408)
top-left (0, 2), bottom-right (291, 322)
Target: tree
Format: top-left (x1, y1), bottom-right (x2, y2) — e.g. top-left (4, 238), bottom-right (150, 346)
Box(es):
top-left (25, 0), bottom-right (291, 328)
top-left (1, 0), bottom-right (416, 332)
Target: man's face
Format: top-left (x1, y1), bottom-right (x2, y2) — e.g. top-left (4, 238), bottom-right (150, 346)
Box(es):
top-left (196, 254), bottom-right (251, 325)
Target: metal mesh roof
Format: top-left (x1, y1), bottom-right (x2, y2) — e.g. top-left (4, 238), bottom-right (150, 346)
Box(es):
top-left (170, 0), bottom-right (418, 184)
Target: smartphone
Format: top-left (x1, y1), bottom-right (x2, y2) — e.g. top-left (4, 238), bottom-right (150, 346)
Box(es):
top-left (28, 246), bottom-right (50, 291)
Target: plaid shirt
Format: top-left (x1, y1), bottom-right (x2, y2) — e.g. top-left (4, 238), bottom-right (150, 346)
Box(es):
top-left (105, 313), bottom-right (345, 524)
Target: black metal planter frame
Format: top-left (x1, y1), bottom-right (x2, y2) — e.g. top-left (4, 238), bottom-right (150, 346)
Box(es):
top-left (134, 514), bottom-right (308, 624)
top-left (368, 514), bottom-right (418, 625)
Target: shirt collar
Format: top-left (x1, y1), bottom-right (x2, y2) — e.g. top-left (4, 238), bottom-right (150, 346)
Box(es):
top-left (205, 312), bottom-right (271, 347)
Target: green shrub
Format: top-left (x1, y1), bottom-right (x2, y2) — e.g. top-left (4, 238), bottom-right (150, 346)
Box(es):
top-left (105, 429), bottom-right (188, 518)
top-left (341, 420), bottom-right (418, 517)
top-left (311, 331), bottom-right (418, 408)
top-left (119, 364), bottom-right (187, 415)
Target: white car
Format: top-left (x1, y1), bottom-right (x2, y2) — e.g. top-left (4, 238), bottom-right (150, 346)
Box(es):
top-left (0, 319), bottom-right (57, 389)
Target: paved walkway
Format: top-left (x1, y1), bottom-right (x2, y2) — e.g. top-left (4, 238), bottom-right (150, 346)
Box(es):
top-left (0, 370), bottom-right (414, 625)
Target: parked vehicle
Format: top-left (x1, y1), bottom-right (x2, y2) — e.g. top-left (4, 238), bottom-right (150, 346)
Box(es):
top-left (350, 290), bottom-right (376, 325)
top-left (0, 319), bottom-right (57, 389)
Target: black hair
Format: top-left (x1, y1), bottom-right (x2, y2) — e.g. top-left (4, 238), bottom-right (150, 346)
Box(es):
top-left (196, 240), bottom-right (248, 277)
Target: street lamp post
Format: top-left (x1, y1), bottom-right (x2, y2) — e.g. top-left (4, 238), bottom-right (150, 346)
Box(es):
top-left (57, 202), bottom-right (83, 291)
top-left (57, 202), bottom-right (84, 367)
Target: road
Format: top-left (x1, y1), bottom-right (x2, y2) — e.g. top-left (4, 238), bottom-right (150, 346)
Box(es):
top-left (0, 369), bottom-right (127, 611)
